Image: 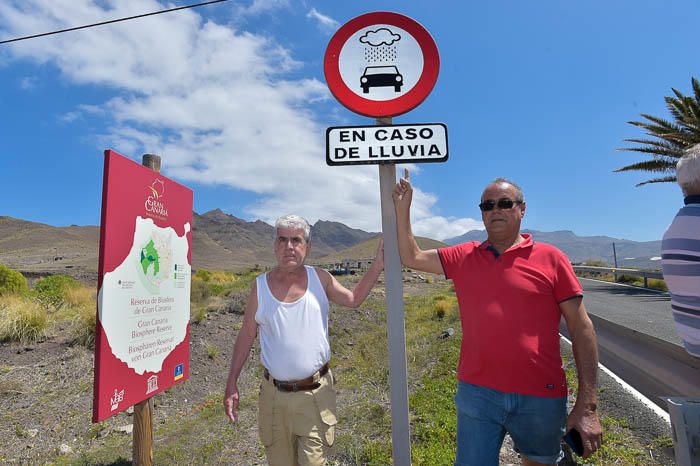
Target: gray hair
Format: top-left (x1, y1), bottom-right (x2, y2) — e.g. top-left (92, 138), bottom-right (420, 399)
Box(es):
top-left (274, 214), bottom-right (311, 241)
top-left (677, 144), bottom-right (700, 195)
top-left (483, 177), bottom-right (524, 203)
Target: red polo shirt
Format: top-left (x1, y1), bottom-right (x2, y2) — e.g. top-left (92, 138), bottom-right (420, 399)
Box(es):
top-left (438, 234), bottom-right (582, 397)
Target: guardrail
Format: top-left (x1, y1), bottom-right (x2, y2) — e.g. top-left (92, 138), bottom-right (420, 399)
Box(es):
top-left (572, 265), bottom-right (664, 288)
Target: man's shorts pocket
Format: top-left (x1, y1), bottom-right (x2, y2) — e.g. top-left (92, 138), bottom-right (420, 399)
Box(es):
top-left (258, 383), bottom-right (275, 446)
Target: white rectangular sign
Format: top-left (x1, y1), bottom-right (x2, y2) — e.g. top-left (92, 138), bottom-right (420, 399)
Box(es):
top-left (326, 123), bottom-right (448, 166)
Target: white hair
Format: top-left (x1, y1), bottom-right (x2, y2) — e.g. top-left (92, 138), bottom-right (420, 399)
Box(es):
top-left (274, 214), bottom-right (311, 241)
top-left (677, 144), bottom-right (700, 195)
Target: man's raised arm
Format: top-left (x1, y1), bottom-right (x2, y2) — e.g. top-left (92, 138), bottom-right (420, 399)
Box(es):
top-left (392, 169), bottom-right (444, 275)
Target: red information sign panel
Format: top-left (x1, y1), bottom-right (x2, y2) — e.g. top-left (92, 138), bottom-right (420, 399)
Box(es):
top-left (324, 11), bottom-right (440, 117)
top-left (93, 150), bottom-right (193, 422)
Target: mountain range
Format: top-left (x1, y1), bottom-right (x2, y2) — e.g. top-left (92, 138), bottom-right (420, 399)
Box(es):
top-left (0, 212), bottom-right (662, 283)
top-left (0, 210), bottom-right (378, 281)
top-left (445, 229), bottom-right (662, 268)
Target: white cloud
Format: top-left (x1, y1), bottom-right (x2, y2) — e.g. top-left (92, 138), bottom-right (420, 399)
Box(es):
top-left (237, 0), bottom-right (290, 16)
top-left (409, 187), bottom-right (483, 240)
top-left (60, 111), bottom-right (80, 123)
top-left (0, 0), bottom-right (477, 239)
top-left (306, 8), bottom-right (339, 32)
top-left (19, 76), bottom-right (38, 89)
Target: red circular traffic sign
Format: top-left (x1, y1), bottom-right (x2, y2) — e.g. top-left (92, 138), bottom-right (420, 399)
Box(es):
top-left (324, 12), bottom-right (440, 118)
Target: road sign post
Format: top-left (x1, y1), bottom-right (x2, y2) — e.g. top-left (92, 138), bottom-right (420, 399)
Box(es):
top-left (377, 116), bottom-right (412, 466)
top-left (324, 12), bottom-right (443, 465)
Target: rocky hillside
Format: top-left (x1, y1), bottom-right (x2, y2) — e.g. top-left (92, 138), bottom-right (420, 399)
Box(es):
top-left (445, 229), bottom-right (662, 268)
top-left (0, 212), bottom-right (379, 280)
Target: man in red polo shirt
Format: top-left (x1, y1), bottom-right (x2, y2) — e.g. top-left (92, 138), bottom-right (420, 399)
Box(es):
top-left (393, 171), bottom-right (602, 466)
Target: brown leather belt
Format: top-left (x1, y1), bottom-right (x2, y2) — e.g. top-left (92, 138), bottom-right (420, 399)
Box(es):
top-left (264, 363), bottom-right (329, 392)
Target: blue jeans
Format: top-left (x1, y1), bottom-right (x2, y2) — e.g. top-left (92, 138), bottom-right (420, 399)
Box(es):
top-left (454, 381), bottom-right (567, 466)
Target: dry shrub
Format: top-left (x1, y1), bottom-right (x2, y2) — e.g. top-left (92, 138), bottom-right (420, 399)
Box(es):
top-left (648, 279), bottom-right (668, 292)
top-left (64, 286), bottom-right (95, 308)
top-left (433, 300), bottom-right (451, 320)
top-left (190, 276), bottom-right (210, 303)
top-left (0, 295), bottom-right (49, 343)
top-left (192, 307), bottom-right (207, 324)
top-left (69, 305), bottom-right (96, 348)
top-left (208, 270), bottom-right (238, 284)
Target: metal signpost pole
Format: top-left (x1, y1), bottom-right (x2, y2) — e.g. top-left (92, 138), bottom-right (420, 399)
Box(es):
top-left (132, 153), bottom-right (160, 466)
top-left (324, 13), bottom-right (441, 464)
top-left (377, 116), bottom-right (412, 465)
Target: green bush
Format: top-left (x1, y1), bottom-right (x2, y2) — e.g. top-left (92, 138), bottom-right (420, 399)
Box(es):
top-left (616, 274), bottom-right (638, 285)
top-left (648, 278), bottom-right (668, 292)
top-left (192, 307), bottom-right (207, 324)
top-left (34, 275), bottom-right (80, 307)
top-left (190, 277), bottom-right (211, 303)
top-left (583, 259), bottom-right (609, 267)
top-left (0, 264), bottom-right (28, 296)
top-left (194, 269), bottom-right (212, 282)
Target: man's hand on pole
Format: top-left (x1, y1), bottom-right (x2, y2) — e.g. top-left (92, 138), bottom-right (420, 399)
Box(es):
top-left (392, 168), bottom-right (413, 210)
top-left (373, 238), bottom-right (385, 270)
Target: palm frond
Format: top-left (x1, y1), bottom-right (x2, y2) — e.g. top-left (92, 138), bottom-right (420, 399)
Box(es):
top-left (618, 77), bottom-right (700, 187)
top-left (622, 137), bottom-right (678, 147)
top-left (617, 147), bottom-right (679, 158)
top-left (666, 96), bottom-right (689, 123)
top-left (634, 114), bottom-right (685, 134)
top-left (662, 132), bottom-right (697, 146)
top-left (619, 139), bottom-right (683, 157)
top-left (671, 88), bottom-right (686, 101)
top-left (635, 175), bottom-right (677, 187)
top-left (628, 121), bottom-right (685, 140)
top-left (614, 160), bottom-right (676, 173)
top-left (692, 77), bottom-right (700, 103)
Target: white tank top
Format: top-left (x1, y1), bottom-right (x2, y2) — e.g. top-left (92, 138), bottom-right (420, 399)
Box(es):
top-left (255, 265), bottom-right (330, 381)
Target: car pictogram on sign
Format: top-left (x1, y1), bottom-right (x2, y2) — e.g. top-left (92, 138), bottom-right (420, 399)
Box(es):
top-left (361, 65), bottom-right (403, 93)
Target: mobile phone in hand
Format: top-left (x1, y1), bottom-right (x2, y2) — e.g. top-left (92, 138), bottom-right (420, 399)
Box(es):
top-left (563, 428), bottom-right (584, 456)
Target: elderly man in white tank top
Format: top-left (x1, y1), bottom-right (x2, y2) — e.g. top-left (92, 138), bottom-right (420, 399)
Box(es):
top-left (224, 214), bottom-right (384, 466)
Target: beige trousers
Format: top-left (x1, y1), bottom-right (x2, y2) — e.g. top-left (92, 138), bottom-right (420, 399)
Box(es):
top-left (258, 369), bottom-right (337, 466)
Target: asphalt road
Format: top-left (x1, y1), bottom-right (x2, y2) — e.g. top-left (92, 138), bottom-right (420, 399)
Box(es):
top-left (579, 277), bottom-right (681, 346)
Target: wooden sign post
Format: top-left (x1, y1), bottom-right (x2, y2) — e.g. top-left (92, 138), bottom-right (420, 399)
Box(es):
top-left (131, 153), bottom-right (160, 466)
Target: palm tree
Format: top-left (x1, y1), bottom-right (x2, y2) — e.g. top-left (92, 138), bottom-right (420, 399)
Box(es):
top-left (616, 77), bottom-right (700, 186)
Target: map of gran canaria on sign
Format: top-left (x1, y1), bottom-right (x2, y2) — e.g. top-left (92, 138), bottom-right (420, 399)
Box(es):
top-left (93, 150), bottom-right (193, 422)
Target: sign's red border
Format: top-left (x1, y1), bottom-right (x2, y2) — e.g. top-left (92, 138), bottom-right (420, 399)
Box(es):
top-left (324, 12), bottom-right (440, 118)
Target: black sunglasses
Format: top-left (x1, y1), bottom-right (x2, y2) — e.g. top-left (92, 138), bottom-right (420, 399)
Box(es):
top-left (478, 198), bottom-right (522, 212)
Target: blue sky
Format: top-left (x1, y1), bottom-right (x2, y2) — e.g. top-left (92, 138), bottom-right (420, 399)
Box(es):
top-left (1, 0), bottom-right (697, 242)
